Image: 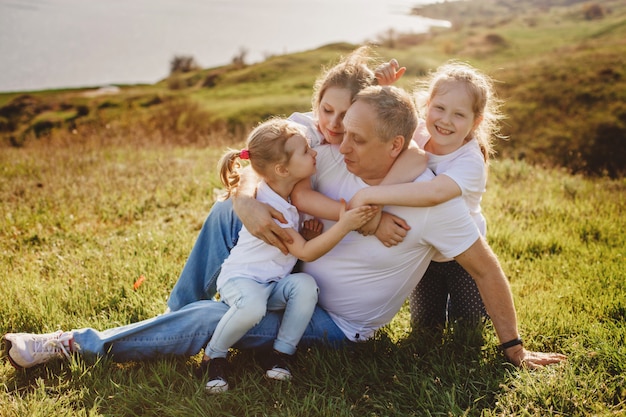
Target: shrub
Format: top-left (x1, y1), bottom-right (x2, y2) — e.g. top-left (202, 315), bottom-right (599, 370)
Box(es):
top-left (484, 33), bottom-right (507, 45)
top-left (169, 55), bottom-right (200, 74)
top-left (583, 3), bottom-right (605, 20)
top-left (31, 119), bottom-right (57, 137)
top-left (581, 108), bottom-right (626, 177)
top-left (232, 47), bottom-right (248, 69)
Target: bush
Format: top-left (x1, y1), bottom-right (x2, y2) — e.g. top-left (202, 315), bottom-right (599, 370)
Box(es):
top-left (31, 119), bottom-right (57, 137)
top-left (583, 3), bottom-right (605, 20)
top-left (169, 55), bottom-right (200, 74)
top-left (484, 33), bottom-right (507, 45)
top-left (581, 108), bottom-right (626, 177)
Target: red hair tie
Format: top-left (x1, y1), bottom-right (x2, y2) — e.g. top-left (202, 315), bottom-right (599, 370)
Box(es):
top-left (240, 149), bottom-right (250, 160)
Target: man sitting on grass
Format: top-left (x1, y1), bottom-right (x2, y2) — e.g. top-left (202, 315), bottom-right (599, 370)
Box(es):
top-left (4, 86), bottom-right (565, 384)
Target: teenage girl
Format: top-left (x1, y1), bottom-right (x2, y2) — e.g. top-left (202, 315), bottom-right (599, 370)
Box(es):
top-left (349, 60), bottom-right (504, 330)
top-left (285, 46), bottom-right (427, 246)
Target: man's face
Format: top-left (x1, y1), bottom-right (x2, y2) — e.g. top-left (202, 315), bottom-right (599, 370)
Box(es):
top-left (339, 99), bottom-right (397, 185)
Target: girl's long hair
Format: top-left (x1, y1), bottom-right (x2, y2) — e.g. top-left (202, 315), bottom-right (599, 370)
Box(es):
top-left (415, 60), bottom-right (505, 163)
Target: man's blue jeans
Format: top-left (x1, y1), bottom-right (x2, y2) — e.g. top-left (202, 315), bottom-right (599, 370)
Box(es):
top-left (73, 302), bottom-right (346, 361)
top-left (167, 199), bottom-right (240, 311)
top-left (71, 200), bottom-right (349, 361)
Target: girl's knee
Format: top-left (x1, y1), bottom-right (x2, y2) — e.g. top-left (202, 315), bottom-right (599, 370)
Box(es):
top-left (236, 293), bottom-right (267, 312)
top-left (291, 273), bottom-right (319, 301)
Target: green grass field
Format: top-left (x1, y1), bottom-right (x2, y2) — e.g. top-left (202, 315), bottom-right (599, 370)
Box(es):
top-left (1, 0), bottom-right (625, 415)
top-left (0, 134), bottom-right (624, 416)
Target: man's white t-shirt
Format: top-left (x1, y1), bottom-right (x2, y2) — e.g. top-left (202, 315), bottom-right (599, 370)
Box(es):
top-left (217, 181), bottom-right (300, 289)
top-left (302, 145), bottom-right (480, 341)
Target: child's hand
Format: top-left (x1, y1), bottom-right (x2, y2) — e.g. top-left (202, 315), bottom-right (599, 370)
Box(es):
top-left (374, 212), bottom-right (410, 247)
top-left (375, 59), bottom-right (406, 86)
top-left (357, 209), bottom-right (382, 236)
top-left (348, 189), bottom-right (381, 236)
top-left (301, 218), bottom-right (323, 241)
top-left (338, 199), bottom-right (379, 231)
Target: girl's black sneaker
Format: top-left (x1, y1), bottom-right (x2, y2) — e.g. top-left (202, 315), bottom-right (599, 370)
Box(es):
top-left (205, 357), bottom-right (230, 393)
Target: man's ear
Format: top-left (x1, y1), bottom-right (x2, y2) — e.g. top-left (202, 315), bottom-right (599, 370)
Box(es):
top-left (390, 135), bottom-right (405, 158)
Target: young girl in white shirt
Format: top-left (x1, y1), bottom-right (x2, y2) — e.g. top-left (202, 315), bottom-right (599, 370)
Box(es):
top-left (203, 118), bottom-right (376, 393)
top-left (349, 61), bottom-right (504, 331)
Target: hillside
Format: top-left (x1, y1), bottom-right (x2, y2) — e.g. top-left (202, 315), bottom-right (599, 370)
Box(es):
top-left (0, 0), bottom-right (624, 177)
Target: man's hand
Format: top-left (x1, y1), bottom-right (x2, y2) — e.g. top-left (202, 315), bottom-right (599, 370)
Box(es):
top-left (233, 196), bottom-right (293, 254)
top-left (374, 212), bottom-right (410, 247)
top-left (504, 345), bottom-right (567, 369)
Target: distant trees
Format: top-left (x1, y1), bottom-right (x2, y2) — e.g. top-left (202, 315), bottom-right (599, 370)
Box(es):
top-left (170, 55), bottom-right (200, 75)
top-left (231, 47), bottom-right (248, 69)
top-left (583, 3), bottom-right (605, 20)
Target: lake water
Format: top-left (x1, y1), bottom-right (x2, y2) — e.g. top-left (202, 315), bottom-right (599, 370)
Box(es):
top-left (0, 0), bottom-right (449, 92)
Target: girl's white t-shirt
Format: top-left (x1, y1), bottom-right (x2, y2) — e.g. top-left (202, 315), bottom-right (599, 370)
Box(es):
top-left (413, 121), bottom-right (487, 261)
top-left (216, 181), bottom-right (300, 289)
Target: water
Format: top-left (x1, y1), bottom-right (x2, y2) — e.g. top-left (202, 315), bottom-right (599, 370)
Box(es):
top-left (0, 0), bottom-right (449, 92)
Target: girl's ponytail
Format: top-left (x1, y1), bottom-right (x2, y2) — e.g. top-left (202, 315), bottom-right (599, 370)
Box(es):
top-left (216, 117), bottom-right (304, 200)
top-left (217, 149), bottom-right (249, 200)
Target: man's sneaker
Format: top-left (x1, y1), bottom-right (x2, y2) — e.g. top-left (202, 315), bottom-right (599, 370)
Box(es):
top-left (3, 330), bottom-right (74, 369)
top-left (205, 357), bottom-right (230, 394)
top-left (265, 350), bottom-right (293, 381)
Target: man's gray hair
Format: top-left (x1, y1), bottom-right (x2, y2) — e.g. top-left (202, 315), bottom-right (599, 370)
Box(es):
top-left (353, 86), bottom-right (417, 150)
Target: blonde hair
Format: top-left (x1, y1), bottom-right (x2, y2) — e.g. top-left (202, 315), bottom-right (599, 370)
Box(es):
top-left (217, 118), bottom-right (304, 199)
top-left (311, 46), bottom-right (378, 117)
top-left (416, 61), bottom-right (505, 163)
top-left (354, 86), bottom-right (417, 152)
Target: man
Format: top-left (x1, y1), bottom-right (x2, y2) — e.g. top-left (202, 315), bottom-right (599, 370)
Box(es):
top-left (4, 86), bottom-right (565, 373)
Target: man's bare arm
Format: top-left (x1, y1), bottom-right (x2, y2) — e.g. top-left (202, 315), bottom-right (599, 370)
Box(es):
top-left (231, 167), bottom-right (293, 254)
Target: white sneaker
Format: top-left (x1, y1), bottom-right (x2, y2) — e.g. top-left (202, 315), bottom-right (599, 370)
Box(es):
top-left (205, 377), bottom-right (229, 394)
top-left (205, 357), bottom-right (230, 394)
top-left (4, 330), bottom-right (74, 369)
top-left (265, 350), bottom-right (293, 381)
top-left (266, 365), bottom-right (292, 381)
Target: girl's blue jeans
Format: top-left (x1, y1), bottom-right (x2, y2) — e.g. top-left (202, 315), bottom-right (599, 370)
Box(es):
top-left (72, 200), bottom-right (348, 361)
top-left (206, 273), bottom-right (319, 358)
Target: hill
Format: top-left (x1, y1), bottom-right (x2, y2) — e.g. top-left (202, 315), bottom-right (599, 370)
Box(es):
top-left (1, 2), bottom-right (625, 415)
top-left (0, 0), bottom-right (624, 177)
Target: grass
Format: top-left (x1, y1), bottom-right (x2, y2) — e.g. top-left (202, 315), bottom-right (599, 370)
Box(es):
top-left (1, 0), bottom-right (625, 414)
top-left (0, 127), bottom-right (625, 416)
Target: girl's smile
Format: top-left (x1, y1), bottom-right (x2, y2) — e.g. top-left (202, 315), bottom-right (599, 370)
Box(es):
top-left (316, 86), bottom-right (352, 145)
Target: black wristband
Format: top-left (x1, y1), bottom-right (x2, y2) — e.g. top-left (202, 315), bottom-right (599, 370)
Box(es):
top-left (499, 337), bottom-right (523, 350)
